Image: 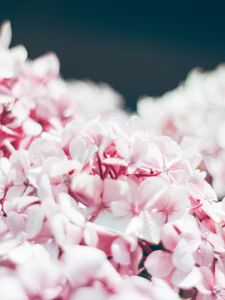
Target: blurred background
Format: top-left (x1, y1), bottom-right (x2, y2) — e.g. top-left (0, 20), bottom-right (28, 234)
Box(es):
top-left (1, 0), bottom-right (225, 110)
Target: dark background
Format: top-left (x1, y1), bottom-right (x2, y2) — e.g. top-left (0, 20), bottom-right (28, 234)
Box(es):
top-left (1, 1), bottom-right (225, 110)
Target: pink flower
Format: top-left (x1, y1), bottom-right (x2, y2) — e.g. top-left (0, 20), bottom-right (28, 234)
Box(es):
top-left (197, 259), bottom-right (225, 299)
top-left (1, 20), bottom-right (225, 300)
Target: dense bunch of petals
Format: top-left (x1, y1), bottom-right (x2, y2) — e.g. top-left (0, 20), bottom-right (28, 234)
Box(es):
top-left (138, 66), bottom-right (225, 198)
top-left (0, 21), bottom-right (123, 158)
top-left (1, 114), bottom-right (225, 299)
top-left (1, 21), bottom-right (225, 300)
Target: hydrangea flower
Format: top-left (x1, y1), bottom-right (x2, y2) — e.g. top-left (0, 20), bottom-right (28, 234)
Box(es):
top-left (1, 20), bottom-right (225, 299)
top-left (0, 22), bottom-right (123, 158)
top-left (138, 66), bottom-right (225, 198)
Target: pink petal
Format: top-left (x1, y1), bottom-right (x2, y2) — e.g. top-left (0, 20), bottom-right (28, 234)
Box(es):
top-left (111, 238), bottom-right (130, 266)
top-left (62, 246), bottom-right (106, 285)
top-left (23, 118), bottom-right (42, 136)
top-left (72, 173), bottom-right (102, 207)
top-left (145, 250), bottom-right (173, 278)
top-left (150, 277), bottom-right (180, 300)
top-left (139, 177), bottom-right (168, 208)
top-left (196, 267), bottom-right (213, 295)
top-left (161, 224), bottom-right (179, 251)
top-left (171, 266), bottom-right (201, 289)
top-left (139, 211), bottom-right (161, 244)
top-left (83, 223), bottom-right (98, 247)
top-left (7, 211), bottom-right (25, 236)
top-left (25, 205), bottom-right (44, 239)
top-left (172, 238), bottom-right (195, 273)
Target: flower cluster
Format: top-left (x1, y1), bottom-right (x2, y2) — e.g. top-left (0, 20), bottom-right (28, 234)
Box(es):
top-left (138, 66), bottom-right (225, 199)
top-left (1, 21), bottom-right (225, 300)
top-left (0, 21), bottom-right (123, 158)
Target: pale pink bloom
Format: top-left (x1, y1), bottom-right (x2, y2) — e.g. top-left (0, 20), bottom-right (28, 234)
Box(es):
top-left (0, 20), bottom-right (123, 158)
top-left (187, 174), bottom-right (221, 225)
top-left (1, 20), bottom-right (225, 300)
top-left (138, 180), bottom-right (188, 244)
top-left (146, 183), bottom-right (189, 224)
top-left (196, 259), bottom-right (225, 299)
top-left (145, 243), bottom-right (201, 290)
top-left (0, 109), bottom-right (219, 300)
top-left (138, 65), bottom-right (225, 198)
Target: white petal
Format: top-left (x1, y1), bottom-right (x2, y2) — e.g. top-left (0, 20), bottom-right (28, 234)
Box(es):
top-left (172, 238), bottom-right (195, 273)
top-left (111, 238), bottom-right (130, 266)
top-left (171, 267), bottom-right (201, 289)
top-left (0, 21), bottom-right (12, 48)
top-left (23, 118), bottom-right (42, 136)
top-left (145, 250), bottom-right (173, 278)
top-left (7, 211), bottom-right (25, 236)
top-left (25, 205), bottom-right (44, 239)
top-left (139, 211), bottom-right (161, 244)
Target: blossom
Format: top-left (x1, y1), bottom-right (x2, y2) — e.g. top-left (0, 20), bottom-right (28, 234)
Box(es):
top-left (1, 20), bottom-right (225, 300)
top-left (138, 65), bottom-right (225, 198)
top-left (0, 21), bottom-right (123, 158)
